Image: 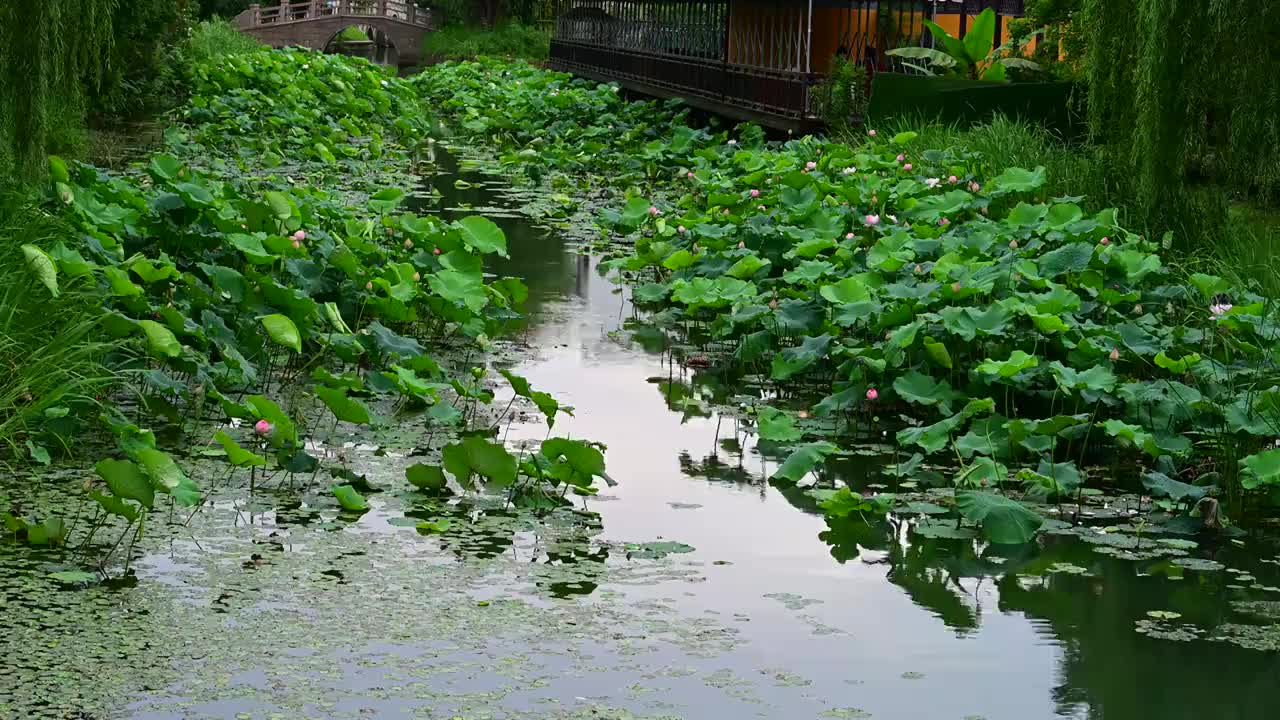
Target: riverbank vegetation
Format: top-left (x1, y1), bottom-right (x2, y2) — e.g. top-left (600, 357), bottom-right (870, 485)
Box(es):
top-left (1, 45), bottom-right (608, 572)
top-left (416, 59), bottom-right (1280, 545)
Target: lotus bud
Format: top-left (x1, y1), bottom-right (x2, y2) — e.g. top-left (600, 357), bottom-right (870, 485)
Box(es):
top-left (677, 225), bottom-right (686, 234)
top-left (914, 264), bottom-right (923, 274)
top-left (386, 228), bottom-right (393, 236)
top-left (896, 154), bottom-right (905, 163)
top-left (980, 207), bottom-right (988, 215)
top-left (1109, 348), bottom-right (1120, 361)
top-left (292, 240), bottom-right (301, 249)
top-left (865, 214), bottom-right (880, 226)
top-left (949, 175), bottom-right (958, 183)
top-left (952, 282), bottom-right (961, 293)
top-left (904, 163), bottom-right (913, 171)
top-left (846, 232), bottom-right (855, 240)
top-left (939, 217), bottom-right (949, 226)
top-left (868, 129), bottom-right (877, 137)
top-left (1134, 304), bottom-right (1143, 315)
top-left (866, 388), bottom-right (879, 401)
top-left (1009, 240), bottom-right (1018, 249)
top-left (648, 206), bottom-right (659, 216)
top-left (769, 298), bottom-right (779, 309)
top-left (413, 271), bottom-right (421, 281)
top-left (738, 241), bottom-right (746, 249)
top-left (687, 171), bottom-right (694, 178)
top-left (433, 247), bottom-right (442, 256)
top-left (404, 238), bottom-right (413, 249)
top-left (806, 161), bottom-right (817, 170)
top-left (758, 205), bottom-right (766, 211)
top-left (292, 229), bottom-right (306, 241)
top-left (750, 189), bottom-right (760, 198)
top-left (366, 282), bottom-right (373, 290)
top-left (254, 419), bottom-right (272, 436)
top-left (1100, 236), bottom-right (1110, 246)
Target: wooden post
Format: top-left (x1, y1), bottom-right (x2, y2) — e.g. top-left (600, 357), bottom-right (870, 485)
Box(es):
top-left (250, 3), bottom-right (260, 26)
top-left (309, 0), bottom-right (318, 19)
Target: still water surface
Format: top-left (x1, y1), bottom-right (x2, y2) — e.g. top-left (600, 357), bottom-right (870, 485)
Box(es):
top-left (3, 145), bottom-right (1278, 720)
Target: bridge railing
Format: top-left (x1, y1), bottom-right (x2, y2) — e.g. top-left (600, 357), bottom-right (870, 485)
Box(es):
top-left (242, 1), bottom-right (432, 28)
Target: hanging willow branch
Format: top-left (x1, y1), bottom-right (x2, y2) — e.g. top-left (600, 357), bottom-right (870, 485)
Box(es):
top-left (0, 0), bottom-right (118, 179)
top-left (1083, 0), bottom-right (1280, 248)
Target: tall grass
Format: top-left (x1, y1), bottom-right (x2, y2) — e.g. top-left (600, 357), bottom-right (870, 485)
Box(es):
top-left (181, 19), bottom-right (264, 63)
top-left (857, 115), bottom-right (1115, 212)
top-left (422, 23), bottom-right (550, 62)
top-left (0, 192), bottom-right (120, 457)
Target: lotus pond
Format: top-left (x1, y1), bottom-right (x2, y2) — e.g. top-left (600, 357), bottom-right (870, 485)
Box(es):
top-left (3, 51), bottom-right (1280, 719)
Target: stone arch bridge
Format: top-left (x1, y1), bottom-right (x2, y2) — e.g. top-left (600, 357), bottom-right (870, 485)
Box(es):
top-left (235, 1), bottom-right (436, 66)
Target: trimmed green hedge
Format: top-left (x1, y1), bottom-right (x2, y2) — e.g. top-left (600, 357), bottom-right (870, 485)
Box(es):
top-left (868, 74), bottom-right (1082, 139)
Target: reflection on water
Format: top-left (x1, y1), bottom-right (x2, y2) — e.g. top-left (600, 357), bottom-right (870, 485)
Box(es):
top-left (328, 40), bottom-right (398, 66)
top-left (426, 143), bottom-right (1280, 719)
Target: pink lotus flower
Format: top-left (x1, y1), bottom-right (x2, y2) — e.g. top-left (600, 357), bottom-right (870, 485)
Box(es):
top-left (292, 229), bottom-right (306, 241)
top-left (949, 175), bottom-right (958, 183)
top-left (737, 241), bottom-right (746, 249)
top-left (254, 419), bottom-right (272, 436)
top-left (846, 232), bottom-right (855, 240)
top-left (1109, 348), bottom-right (1121, 361)
top-left (970, 181), bottom-right (981, 192)
top-left (750, 189), bottom-right (760, 198)
top-left (896, 154), bottom-right (905, 163)
top-left (648, 206), bottom-right (659, 216)
top-left (687, 171), bottom-right (694, 178)
top-left (952, 282), bottom-right (962, 293)
top-left (292, 240), bottom-right (301, 249)
top-left (404, 239), bottom-right (413, 249)
top-left (806, 161), bottom-right (817, 170)
top-left (1100, 236), bottom-right (1110, 246)
top-left (903, 163), bottom-right (913, 171)
top-left (868, 129), bottom-right (877, 137)
top-left (1210, 303), bottom-right (1233, 318)
top-left (939, 217), bottom-right (949, 226)
top-left (866, 388), bottom-right (879, 401)
top-left (433, 247), bottom-right (441, 256)
top-left (865, 214), bottom-right (880, 226)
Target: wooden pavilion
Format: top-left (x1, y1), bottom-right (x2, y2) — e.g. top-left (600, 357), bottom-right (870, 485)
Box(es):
top-left (548, 0), bottom-right (1027, 129)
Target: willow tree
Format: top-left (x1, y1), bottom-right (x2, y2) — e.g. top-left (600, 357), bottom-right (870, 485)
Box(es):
top-left (0, 0), bottom-right (117, 179)
top-left (1083, 0), bottom-right (1280, 248)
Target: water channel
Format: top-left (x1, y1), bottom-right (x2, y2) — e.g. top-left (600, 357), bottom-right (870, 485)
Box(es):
top-left (3, 142), bottom-right (1280, 720)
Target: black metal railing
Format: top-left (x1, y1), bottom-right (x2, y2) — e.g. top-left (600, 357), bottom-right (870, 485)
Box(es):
top-left (548, 0), bottom-right (1026, 124)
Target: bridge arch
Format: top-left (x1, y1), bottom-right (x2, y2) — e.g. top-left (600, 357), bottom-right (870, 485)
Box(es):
top-left (235, 1), bottom-right (436, 66)
top-left (323, 23), bottom-right (401, 65)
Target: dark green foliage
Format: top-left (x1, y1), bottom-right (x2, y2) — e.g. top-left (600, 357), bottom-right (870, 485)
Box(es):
top-left (812, 58), bottom-right (868, 135)
top-left (0, 0), bottom-right (117, 178)
top-left (1008, 0), bottom-right (1087, 80)
top-left (422, 22), bottom-right (550, 61)
top-left (1083, 0), bottom-right (1280, 249)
